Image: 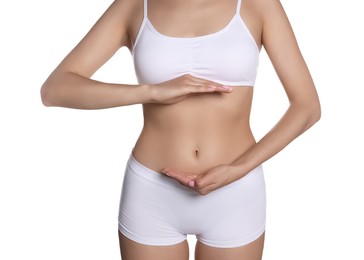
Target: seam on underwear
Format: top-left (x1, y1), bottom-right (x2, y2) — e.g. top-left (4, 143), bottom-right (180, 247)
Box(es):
top-left (118, 221), bottom-right (187, 246)
top-left (197, 224), bottom-right (266, 248)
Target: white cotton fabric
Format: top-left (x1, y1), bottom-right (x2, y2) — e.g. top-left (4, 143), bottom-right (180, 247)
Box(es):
top-left (132, 0), bottom-right (260, 86)
top-left (118, 154), bottom-right (266, 248)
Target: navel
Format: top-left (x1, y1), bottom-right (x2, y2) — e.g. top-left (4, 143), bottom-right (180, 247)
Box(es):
top-left (194, 148), bottom-right (199, 158)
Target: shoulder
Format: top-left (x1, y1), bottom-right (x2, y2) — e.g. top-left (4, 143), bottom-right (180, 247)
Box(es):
top-left (102, 0), bottom-right (143, 28)
top-left (244, 0), bottom-right (286, 20)
top-left (110, 0), bottom-right (143, 20)
top-left (244, 0), bottom-right (295, 48)
top-left (246, 0), bottom-right (283, 10)
top-left (248, 0), bottom-right (289, 24)
top-left (241, 0), bottom-right (277, 47)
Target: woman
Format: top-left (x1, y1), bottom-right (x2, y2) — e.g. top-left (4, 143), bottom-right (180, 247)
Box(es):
top-left (40, 0), bottom-right (321, 259)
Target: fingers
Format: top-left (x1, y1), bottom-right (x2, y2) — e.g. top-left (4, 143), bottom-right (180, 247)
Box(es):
top-left (192, 174), bottom-right (217, 190)
top-left (161, 168), bottom-right (197, 187)
top-left (194, 83), bottom-right (233, 94)
top-left (192, 174), bottom-right (212, 189)
top-left (188, 84), bottom-right (233, 95)
top-left (189, 176), bottom-right (217, 195)
top-left (205, 85), bottom-right (233, 93)
top-left (151, 74), bottom-right (234, 104)
top-left (161, 168), bottom-right (215, 195)
top-left (181, 74), bottom-right (233, 94)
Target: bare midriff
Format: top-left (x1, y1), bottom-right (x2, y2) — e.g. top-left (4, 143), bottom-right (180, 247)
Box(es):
top-left (132, 86), bottom-right (256, 176)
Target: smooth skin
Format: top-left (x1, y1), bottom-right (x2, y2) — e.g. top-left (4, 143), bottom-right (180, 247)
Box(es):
top-left (41, 0), bottom-right (321, 259)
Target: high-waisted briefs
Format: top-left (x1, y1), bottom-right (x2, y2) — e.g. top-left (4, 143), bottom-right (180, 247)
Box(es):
top-left (118, 154), bottom-right (266, 248)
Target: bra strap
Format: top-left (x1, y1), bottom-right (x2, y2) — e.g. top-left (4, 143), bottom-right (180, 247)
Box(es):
top-left (143, 0), bottom-right (148, 18)
top-left (236, 0), bottom-right (242, 14)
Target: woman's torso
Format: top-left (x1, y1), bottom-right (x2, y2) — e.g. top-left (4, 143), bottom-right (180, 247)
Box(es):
top-left (126, 0), bottom-right (263, 175)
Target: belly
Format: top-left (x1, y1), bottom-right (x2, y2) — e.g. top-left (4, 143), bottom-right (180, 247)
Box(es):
top-left (132, 87), bottom-right (256, 175)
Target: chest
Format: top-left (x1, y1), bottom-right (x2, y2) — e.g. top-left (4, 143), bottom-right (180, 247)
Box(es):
top-left (132, 16), bottom-right (259, 85)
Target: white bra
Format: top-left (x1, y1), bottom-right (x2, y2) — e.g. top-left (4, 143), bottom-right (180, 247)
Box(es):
top-left (132, 0), bottom-right (260, 86)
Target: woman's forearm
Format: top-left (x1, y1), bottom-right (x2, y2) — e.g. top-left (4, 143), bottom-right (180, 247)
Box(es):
top-left (231, 101), bottom-right (321, 176)
top-left (41, 71), bottom-right (152, 109)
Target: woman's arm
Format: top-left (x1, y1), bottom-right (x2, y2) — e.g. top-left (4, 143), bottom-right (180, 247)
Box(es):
top-left (40, 0), bottom-right (230, 109)
top-left (161, 0), bottom-right (321, 195)
top-left (230, 0), bottom-right (321, 174)
top-left (40, 0), bottom-right (140, 109)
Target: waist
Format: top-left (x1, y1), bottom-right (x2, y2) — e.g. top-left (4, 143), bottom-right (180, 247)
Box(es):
top-left (132, 88), bottom-right (254, 175)
top-left (133, 132), bottom-right (255, 175)
top-left (133, 117), bottom-right (255, 175)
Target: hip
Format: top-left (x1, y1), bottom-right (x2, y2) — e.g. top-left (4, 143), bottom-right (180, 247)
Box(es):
top-left (118, 153), bottom-right (266, 247)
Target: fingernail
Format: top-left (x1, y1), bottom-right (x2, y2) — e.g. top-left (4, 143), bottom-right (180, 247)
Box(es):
top-left (188, 181), bottom-right (195, 188)
top-left (162, 169), bottom-right (169, 176)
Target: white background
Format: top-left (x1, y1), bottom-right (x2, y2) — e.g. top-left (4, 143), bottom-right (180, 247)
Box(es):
top-left (1, 0), bottom-right (363, 259)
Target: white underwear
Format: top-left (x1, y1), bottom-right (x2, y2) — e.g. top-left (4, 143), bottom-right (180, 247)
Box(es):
top-left (118, 154), bottom-right (266, 248)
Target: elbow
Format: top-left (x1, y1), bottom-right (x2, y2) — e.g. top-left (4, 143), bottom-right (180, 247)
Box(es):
top-left (40, 82), bottom-right (52, 107)
top-left (290, 97), bottom-right (321, 131)
top-left (312, 104), bottom-right (321, 124)
top-left (40, 73), bottom-right (63, 107)
top-left (305, 99), bottom-right (321, 129)
top-left (311, 98), bottom-right (321, 124)
top-left (41, 80), bottom-right (60, 107)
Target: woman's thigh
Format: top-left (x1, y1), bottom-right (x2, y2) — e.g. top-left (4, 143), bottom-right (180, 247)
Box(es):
top-left (195, 232), bottom-right (265, 260)
top-left (118, 231), bottom-right (189, 260)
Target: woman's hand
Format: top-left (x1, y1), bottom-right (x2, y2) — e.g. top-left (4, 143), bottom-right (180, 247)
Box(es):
top-left (148, 74), bottom-right (233, 104)
top-left (161, 164), bottom-right (242, 195)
